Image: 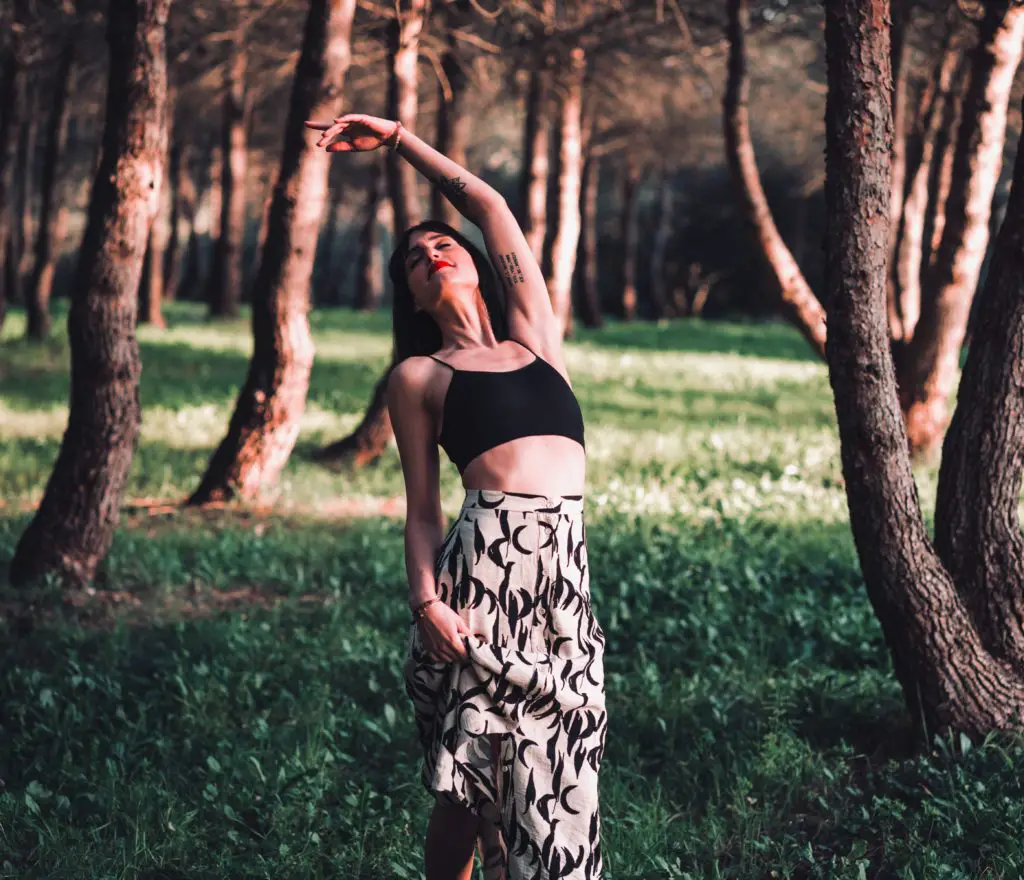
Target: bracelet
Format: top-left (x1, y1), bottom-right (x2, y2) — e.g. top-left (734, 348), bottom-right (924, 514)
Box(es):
top-left (388, 121), bottom-right (404, 153)
top-left (411, 596), bottom-right (440, 621)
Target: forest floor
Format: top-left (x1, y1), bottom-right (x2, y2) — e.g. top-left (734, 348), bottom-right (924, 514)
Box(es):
top-left (1, 303), bottom-right (1022, 879)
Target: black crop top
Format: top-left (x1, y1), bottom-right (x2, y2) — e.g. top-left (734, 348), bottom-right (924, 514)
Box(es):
top-left (430, 339), bottom-right (586, 474)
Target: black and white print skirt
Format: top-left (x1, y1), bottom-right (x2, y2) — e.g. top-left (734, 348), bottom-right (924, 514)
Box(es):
top-left (403, 489), bottom-right (608, 880)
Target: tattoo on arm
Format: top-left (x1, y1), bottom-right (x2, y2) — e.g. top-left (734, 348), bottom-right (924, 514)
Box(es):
top-left (439, 174), bottom-right (468, 209)
top-left (497, 252), bottom-right (526, 288)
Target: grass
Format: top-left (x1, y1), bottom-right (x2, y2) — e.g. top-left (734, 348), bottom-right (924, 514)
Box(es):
top-left (1, 301), bottom-right (1020, 878)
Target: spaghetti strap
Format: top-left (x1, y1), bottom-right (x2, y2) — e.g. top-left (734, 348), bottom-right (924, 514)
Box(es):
top-left (428, 354), bottom-right (456, 371)
top-left (509, 337), bottom-right (538, 358)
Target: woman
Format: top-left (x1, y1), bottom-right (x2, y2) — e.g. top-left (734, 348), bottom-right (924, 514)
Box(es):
top-left (306, 113), bottom-right (607, 880)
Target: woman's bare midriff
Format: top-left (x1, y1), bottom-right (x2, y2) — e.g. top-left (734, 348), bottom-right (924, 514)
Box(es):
top-left (456, 435), bottom-right (586, 496)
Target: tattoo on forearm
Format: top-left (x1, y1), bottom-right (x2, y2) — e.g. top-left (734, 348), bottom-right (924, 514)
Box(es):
top-left (497, 251), bottom-right (526, 287)
top-left (439, 174), bottom-right (468, 208)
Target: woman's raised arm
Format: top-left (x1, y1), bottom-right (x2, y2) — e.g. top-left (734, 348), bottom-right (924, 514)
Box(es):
top-left (306, 113), bottom-right (561, 354)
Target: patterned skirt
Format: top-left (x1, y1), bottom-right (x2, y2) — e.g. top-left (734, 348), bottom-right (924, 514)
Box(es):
top-left (403, 489), bottom-right (608, 880)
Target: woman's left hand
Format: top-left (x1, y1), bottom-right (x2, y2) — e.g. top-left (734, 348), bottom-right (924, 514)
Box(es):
top-left (304, 113), bottom-right (400, 152)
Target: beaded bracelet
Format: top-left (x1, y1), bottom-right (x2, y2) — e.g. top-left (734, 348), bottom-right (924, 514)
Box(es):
top-left (411, 596), bottom-right (440, 622)
top-left (388, 121), bottom-right (404, 153)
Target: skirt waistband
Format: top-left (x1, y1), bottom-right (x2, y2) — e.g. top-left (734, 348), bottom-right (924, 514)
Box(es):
top-left (461, 488), bottom-right (584, 516)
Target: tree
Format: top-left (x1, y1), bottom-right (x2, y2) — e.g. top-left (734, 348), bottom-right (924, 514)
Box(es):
top-left (206, 5), bottom-right (250, 319)
top-left (544, 46), bottom-right (585, 337)
top-left (898, 1), bottom-right (1024, 458)
top-left (824, 0), bottom-right (1024, 737)
top-left (316, 0), bottom-right (428, 468)
top-left (431, 1), bottom-right (471, 229)
top-left (24, 36), bottom-right (75, 339)
top-left (353, 155), bottom-right (384, 311)
top-left (10, 0), bottom-right (172, 588)
top-left (617, 155), bottom-right (640, 321)
top-left (724, 0), bottom-right (827, 357)
top-left (189, 0), bottom-right (358, 504)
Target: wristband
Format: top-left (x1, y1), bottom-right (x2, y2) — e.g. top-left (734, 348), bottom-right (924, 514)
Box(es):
top-left (412, 595), bottom-right (440, 622)
top-left (388, 121), bottom-right (404, 152)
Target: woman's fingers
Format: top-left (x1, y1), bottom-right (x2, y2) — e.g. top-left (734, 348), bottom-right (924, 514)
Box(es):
top-left (303, 119), bottom-right (332, 130)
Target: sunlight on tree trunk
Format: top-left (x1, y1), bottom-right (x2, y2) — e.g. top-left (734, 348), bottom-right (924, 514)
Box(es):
top-left (900, 2), bottom-right (1024, 460)
top-left (724, 0), bottom-right (827, 358)
top-left (545, 47), bottom-right (585, 339)
top-left (824, 0), bottom-right (1024, 738)
top-left (190, 0), bottom-right (358, 504)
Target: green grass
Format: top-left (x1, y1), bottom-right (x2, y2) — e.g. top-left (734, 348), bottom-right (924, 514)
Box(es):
top-left (1, 302), bottom-right (1021, 878)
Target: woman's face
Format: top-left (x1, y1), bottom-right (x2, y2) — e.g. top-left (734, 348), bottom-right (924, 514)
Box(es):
top-left (404, 230), bottom-right (480, 313)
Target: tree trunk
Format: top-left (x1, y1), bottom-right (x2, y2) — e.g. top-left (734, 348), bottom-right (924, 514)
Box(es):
top-left (922, 72), bottom-right (968, 275)
top-left (6, 82), bottom-right (36, 309)
top-left (314, 163), bottom-right (344, 305)
top-left (650, 166), bottom-right (675, 319)
top-left (431, 16), bottom-right (469, 228)
top-left (319, 0), bottom-right (425, 468)
top-left (354, 155), bottom-right (383, 311)
top-left (138, 223), bottom-right (167, 328)
top-left (25, 38), bottom-right (75, 340)
top-left (0, 45), bottom-right (23, 328)
top-left (935, 97), bottom-right (1024, 676)
top-left (725, 0), bottom-right (827, 357)
top-left (885, 0), bottom-right (911, 334)
top-left (824, 0), bottom-right (1024, 738)
top-left (162, 138), bottom-right (183, 300)
top-left (900, 2), bottom-right (1024, 459)
top-left (174, 143), bottom-right (204, 300)
top-left (10, 0), bottom-right (171, 589)
top-left (545, 47), bottom-right (584, 339)
top-left (207, 21), bottom-right (249, 319)
top-left (190, 0), bottom-right (357, 505)
top-left (575, 150), bottom-right (602, 328)
top-left (619, 157), bottom-right (640, 322)
top-left (519, 63), bottom-right (552, 262)
top-left (385, 0), bottom-right (425, 233)
top-left (892, 36), bottom-right (962, 344)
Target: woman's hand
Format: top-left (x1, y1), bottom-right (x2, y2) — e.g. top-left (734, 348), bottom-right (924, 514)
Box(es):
top-left (304, 113), bottom-right (400, 152)
top-left (417, 601), bottom-right (477, 663)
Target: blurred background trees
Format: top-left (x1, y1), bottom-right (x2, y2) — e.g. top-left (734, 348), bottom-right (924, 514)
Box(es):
top-left (4, 0), bottom-right (1024, 572)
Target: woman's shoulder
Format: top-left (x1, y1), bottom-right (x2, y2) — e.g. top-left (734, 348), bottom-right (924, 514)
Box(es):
top-left (387, 355), bottom-right (448, 403)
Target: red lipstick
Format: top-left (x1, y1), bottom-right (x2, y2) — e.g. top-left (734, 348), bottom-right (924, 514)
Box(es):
top-left (428, 259), bottom-right (453, 278)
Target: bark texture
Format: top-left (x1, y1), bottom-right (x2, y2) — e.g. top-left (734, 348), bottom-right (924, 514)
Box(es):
top-left (824, 0), bottom-right (1024, 737)
top-left (10, 0), bottom-right (171, 588)
top-left (25, 38), bottom-right (75, 339)
top-left (545, 47), bottom-right (585, 338)
top-left (900, 3), bottom-right (1024, 459)
top-left (207, 20), bottom-right (249, 319)
top-left (935, 101), bottom-right (1024, 676)
top-left (190, 0), bottom-right (357, 504)
top-left (725, 0), bottom-right (827, 357)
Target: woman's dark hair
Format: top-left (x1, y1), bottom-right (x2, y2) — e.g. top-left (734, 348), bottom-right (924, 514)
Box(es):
top-left (390, 219), bottom-right (508, 362)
